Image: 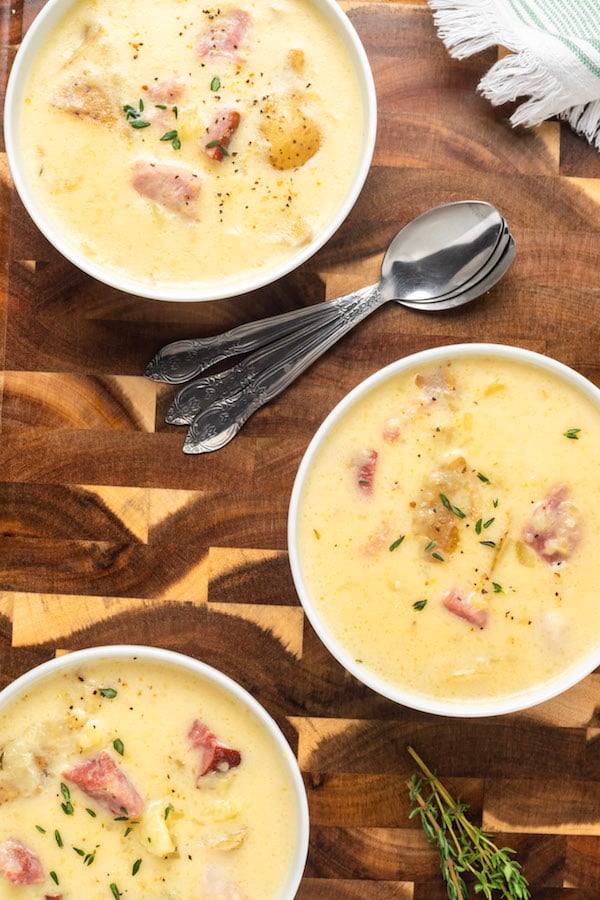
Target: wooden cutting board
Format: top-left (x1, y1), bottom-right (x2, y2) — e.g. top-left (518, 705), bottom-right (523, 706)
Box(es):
top-left (1, 1), bottom-right (600, 897)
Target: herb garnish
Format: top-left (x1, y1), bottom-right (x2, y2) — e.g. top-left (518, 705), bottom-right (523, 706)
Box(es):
top-left (389, 535), bottom-right (405, 552)
top-left (99, 687), bottom-right (118, 699)
top-left (35, 824), bottom-right (46, 833)
top-left (60, 782), bottom-right (74, 815)
top-left (440, 493), bottom-right (466, 519)
top-left (124, 100), bottom-right (151, 129)
top-left (160, 129), bottom-right (181, 150)
top-left (492, 582), bottom-right (504, 593)
top-left (210, 76), bottom-right (221, 91)
top-left (110, 884), bottom-right (121, 899)
top-left (476, 472), bottom-right (491, 483)
top-left (113, 738), bottom-right (125, 756)
top-left (206, 138), bottom-right (230, 157)
top-left (407, 745), bottom-right (530, 899)
top-left (132, 858), bottom-right (142, 876)
top-left (564, 427), bottom-right (581, 440)
top-left (50, 870), bottom-right (60, 885)
top-left (479, 540), bottom-right (497, 548)
top-left (54, 829), bottom-right (63, 848)
top-left (413, 599), bottom-right (427, 611)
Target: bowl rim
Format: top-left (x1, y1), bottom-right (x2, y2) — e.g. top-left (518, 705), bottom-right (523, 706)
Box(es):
top-left (287, 341), bottom-right (600, 718)
top-left (0, 643), bottom-right (310, 896)
top-left (3, 0), bottom-right (377, 302)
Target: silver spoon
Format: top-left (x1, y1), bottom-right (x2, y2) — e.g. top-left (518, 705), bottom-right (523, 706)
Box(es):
top-left (181, 233), bottom-right (516, 452)
top-left (145, 200), bottom-right (505, 385)
top-left (167, 228), bottom-right (512, 426)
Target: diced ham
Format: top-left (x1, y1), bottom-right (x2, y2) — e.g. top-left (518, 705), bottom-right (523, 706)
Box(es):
top-left (144, 75), bottom-right (186, 103)
top-left (382, 368), bottom-right (455, 442)
top-left (188, 720), bottom-right (241, 781)
top-left (200, 863), bottom-right (248, 899)
top-left (523, 484), bottom-right (580, 566)
top-left (62, 750), bottom-right (144, 818)
top-left (132, 160), bottom-right (201, 217)
top-left (442, 588), bottom-right (488, 629)
top-left (195, 9), bottom-right (251, 62)
top-left (203, 109), bottom-right (241, 160)
top-left (0, 839), bottom-right (44, 886)
top-left (353, 449), bottom-right (378, 497)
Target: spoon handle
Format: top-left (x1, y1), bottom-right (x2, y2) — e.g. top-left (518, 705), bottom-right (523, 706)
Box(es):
top-left (145, 284), bottom-right (376, 384)
top-left (167, 297), bottom-right (360, 424)
top-left (183, 284), bottom-right (386, 453)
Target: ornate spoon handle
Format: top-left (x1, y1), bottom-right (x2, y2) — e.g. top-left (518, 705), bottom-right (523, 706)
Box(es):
top-left (145, 284), bottom-right (376, 384)
top-left (183, 284), bottom-right (386, 453)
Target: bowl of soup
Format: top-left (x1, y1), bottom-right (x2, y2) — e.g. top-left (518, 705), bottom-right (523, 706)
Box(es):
top-left (0, 645), bottom-right (309, 896)
top-left (288, 343), bottom-right (600, 717)
top-left (4, 0), bottom-right (376, 302)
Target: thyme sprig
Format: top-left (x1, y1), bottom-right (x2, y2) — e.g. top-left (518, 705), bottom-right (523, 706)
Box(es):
top-left (406, 745), bottom-right (530, 900)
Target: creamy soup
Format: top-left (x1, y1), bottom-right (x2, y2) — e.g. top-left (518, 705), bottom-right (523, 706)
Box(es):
top-left (0, 654), bottom-right (303, 898)
top-left (16, 0), bottom-right (365, 294)
top-left (294, 353), bottom-right (600, 709)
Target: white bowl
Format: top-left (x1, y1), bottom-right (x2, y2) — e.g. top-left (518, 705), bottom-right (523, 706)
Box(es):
top-left (4, 0), bottom-right (376, 302)
top-left (288, 343), bottom-right (600, 717)
top-left (0, 644), bottom-right (309, 896)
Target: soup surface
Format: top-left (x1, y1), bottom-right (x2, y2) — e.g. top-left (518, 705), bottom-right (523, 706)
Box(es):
top-left (295, 354), bottom-right (600, 708)
top-left (18, 0), bottom-right (364, 292)
top-left (0, 655), bottom-right (300, 898)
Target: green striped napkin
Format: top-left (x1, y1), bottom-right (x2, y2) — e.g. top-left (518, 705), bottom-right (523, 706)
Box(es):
top-left (428, 0), bottom-right (600, 150)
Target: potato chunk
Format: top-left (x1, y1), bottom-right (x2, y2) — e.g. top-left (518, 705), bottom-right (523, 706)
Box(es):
top-left (260, 93), bottom-right (321, 170)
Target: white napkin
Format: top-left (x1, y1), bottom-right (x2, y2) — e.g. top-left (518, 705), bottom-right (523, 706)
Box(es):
top-left (428, 0), bottom-right (600, 150)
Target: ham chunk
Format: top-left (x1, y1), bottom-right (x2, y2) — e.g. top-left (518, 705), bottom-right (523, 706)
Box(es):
top-left (523, 484), bottom-right (580, 566)
top-left (201, 863), bottom-right (248, 899)
top-left (62, 750), bottom-right (144, 818)
top-left (195, 8), bottom-right (252, 62)
top-left (188, 720), bottom-right (241, 781)
top-left (204, 109), bottom-right (241, 160)
top-left (0, 839), bottom-right (44, 886)
top-left (353, 449), bottom-right (378, 497)
top-left (132, 160), bottom-right (201, 217)
top-left (144, 75), bottom-right (186, 103)
top-left (443, 588), bottom-right (488, 629)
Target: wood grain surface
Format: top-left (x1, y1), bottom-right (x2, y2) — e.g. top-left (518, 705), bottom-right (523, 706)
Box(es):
top-left (1, 1), bottom-right (600, 897)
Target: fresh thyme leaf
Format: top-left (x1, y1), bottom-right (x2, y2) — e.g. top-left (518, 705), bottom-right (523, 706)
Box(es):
top-left (210, 76), bottom-right (221, 91)
top-left (206, 139), bottom-right (230, 156)
top-left (130, 119), bottom-right (151, 129)
top-left (50, 870), bottom-right (59, 885)
top-left (480, 540), bottom-right (497, 548)
top-left (73, 846), bottom-right (85, 856)
top-left (424, 540), bottom-right (436, 553)
top-left (563, 427), bottom-right (581, 440)
top-left (413, 599), bottom-right (427, 611)
top-left (99, 687), bottom-right (118, 699)
top-left (440, 493), bottom-right (466, 518)
top-left (54, 829), bottom-right (63, 848)
top-left (431, 552), bottom-right (444, 562)
top-left (113, 738), bottom-right (125, 756)
top-left (477, 472), bottom-right (491, 483)
top-left (110, 884), bottom-right (121, 899)
top-left (164, 803), bottom-right (174, 820)
top-left (86, 807), bottom-right (97, 817)
top-left (406, 745), bottom-right (531, 900)
top-left (35, 824), bottom-right (46, 833)
top-left (475, 518), bottom-right (483, 535)
top-left (483, 517), bottom-right (495, 529)
top-left (132, 858), bottom-right (142, 875)
top-left (160, 129), bottom-right (178, 142)
top-left (389, 535), bottom-right (405, 552)
top-left (492, 582), bottom-right (504, 593)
